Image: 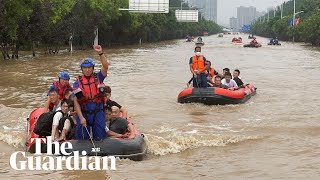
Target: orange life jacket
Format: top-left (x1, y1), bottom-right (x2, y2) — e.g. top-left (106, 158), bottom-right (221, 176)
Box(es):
top-left (209, 67), bottom-right (215, 77)
top-left (192, 55), bottom-right (205, 72)
top-left (53, 81), bottom-right (70, 99)
top-left (76, 73), bottom-right (104, 105)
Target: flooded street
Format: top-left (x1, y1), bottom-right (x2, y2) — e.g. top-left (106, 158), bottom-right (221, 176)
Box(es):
top-left (0, 34), bottom-right (320, 179)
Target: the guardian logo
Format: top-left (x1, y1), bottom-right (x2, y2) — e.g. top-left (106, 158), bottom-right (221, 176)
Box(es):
top-left (10, 136), bottom-right (116, 170)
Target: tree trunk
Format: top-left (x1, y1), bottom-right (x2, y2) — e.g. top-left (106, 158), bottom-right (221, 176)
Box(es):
top-left (32, 41), bottom-right (36, 57)
top-left (2, 44), bottom-right (10, 59)
top-left (44, 46), bottom-right (48, 54)
top-left (0, 45), bottom-right (6, 60)
top-left (11, 44), bottom-right (19, 59)
top-left (55, 46), bottom-right (59, 54)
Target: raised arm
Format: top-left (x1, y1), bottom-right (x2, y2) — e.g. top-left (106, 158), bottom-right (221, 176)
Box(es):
top-left (93, 45), bottom-right (109, 77)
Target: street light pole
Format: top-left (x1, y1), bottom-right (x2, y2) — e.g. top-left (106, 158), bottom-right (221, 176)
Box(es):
top-left (293, 0), bottom-right (295, 25)
top-left (281, 3), bottom-right (283, 19)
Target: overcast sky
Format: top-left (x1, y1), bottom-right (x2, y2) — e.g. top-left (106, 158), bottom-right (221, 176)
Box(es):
top-left (218, 0), bottom-right (288, 25)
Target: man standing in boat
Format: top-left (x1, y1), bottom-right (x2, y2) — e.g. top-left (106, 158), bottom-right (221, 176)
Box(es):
top-left (73, 45), bottom-right (109, 139)
top-left (189, 46), bottom-right (209, 88)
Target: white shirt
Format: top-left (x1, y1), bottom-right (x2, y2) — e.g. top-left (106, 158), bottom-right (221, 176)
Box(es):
top-left (52, 111), bottom-right (64, 126)
top-left (105, 126), bottom-right (109, 132)
top-left (221, 79), bottom-right (238, 88)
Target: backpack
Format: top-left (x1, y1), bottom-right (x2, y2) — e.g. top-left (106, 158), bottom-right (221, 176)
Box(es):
top-left (33, 110), bottom-right (63, 137)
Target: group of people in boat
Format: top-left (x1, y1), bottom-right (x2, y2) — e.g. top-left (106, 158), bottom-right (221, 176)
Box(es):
top-left (268, 37), bottom-right (281, 45)
top-left (38, 45), bottom-right (134, 142)
top-left (185, 35), bottom-right (195, 42)
top-left (232, 37), bottom-right (242, 42)
top-left (188, 46), bottom-right (245, 90)
top-left (250, 37), bottom-right (259, 45)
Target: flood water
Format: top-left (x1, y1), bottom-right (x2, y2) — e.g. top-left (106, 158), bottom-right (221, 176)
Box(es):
top-left (0, 34), bottom-right (320, 179)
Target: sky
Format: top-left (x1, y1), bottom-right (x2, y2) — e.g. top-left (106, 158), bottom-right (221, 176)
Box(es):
top-left (217, 0), bottom-right (288, 26)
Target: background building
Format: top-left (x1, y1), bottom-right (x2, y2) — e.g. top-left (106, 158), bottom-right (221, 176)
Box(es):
top-left (185, 0), bottom-right (217, 23)
top-left (229, 17), bottom-right (238, 31)
top-left (237, 6), bottom-right (257, 30)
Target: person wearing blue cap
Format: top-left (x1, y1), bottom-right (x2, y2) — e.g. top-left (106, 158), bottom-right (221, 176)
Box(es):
top-left (72, 45), bottom-right (109, 140)
top-left (44, 71), bottom-right (71, 111)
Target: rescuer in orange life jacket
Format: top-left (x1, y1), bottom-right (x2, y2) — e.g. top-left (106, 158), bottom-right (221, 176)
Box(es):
top-left (72, 45), bottom-right (109, 139)
top-left (188, 46), bottom-right (210, 88)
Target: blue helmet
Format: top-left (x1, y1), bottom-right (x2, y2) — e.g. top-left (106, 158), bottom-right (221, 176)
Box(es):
top-left (58, 71), bottom-right (70, 80)
top-left (80, 58), bottom-right (95, 67)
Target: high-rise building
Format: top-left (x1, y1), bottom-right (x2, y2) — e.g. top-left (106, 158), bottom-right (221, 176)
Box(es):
top-left (204, 0), bottom-right (217, 23)
top-left (229, 17), bottom-right (238, 31)
top-left (185, 0), bottom-right (217, 23)
top-left (237, 6), bottom-right (257, 29)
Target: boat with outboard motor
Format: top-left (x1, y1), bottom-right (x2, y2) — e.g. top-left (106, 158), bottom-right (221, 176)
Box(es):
top-left (26, 108), bottom-right (147, 161)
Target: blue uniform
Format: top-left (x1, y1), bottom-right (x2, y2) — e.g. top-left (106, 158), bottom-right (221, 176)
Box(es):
top-left (73, 70), bottom-right (106, 139)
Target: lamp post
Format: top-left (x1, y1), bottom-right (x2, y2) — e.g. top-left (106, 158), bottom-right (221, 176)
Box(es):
top-left (281, 3), bottom-right (283, 19)
top-left (292, 0), bottom-right (304, 42)
top-left (293, 0), bottom-right (295, 25)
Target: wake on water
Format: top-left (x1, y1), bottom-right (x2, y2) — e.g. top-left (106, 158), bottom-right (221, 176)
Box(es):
top-left (0, 104), bottom-right (262, 157)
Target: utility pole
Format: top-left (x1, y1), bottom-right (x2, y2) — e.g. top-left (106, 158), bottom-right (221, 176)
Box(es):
top-left (281, 3), bottom-right (283, 19)
top-left (293, 0), bottom-right (295, 42)
top-left (293, 0), bottom-right (296, 25)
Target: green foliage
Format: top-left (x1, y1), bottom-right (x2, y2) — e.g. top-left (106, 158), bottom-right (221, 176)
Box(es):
top-left (250, 0), bottom-right (320, 45)
top-left (0, 0), bottom-right (222, 58)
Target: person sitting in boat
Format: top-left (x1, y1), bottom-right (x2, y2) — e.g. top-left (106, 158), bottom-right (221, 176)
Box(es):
top-left (189, 46), bottom-right (210, 88)
top-left (238, 37), bottom-right (242, 40)
top-left (64, 88), bottom-right (73, 100)
top-left (51, 98), bottom-right (75, 141)
top-left (197, 37), bottom-right (202, 42)
top-left (104, 86), bottom-right (128, 119)
top-left (221, 72), bottom-right (238, 90)
top-left (104, 107), bottom-right (127, 138)
top-left (72, 45), bottom-right (109, 140)
top-left (212, 76), bottom-right (228, 89)
top-left (269, 38), bottom-right (275, 44)
top-left (221, 68), bottom-right (230, 79)
top-left (186, 35), bottom-right (192, 42)
top-left (44, 71), bottom-right (71, 111)
top-left (274, 37), bottom-right (279, 45)
top-left (206, 61), bottom-right (222, 87)
top-left (106, 106), bottom-right (135, 139)
top-left (233, 69), bottom-right (244, 87)
top-left (48, 88), bottom-right (62, 112)
top-left (250, 37), bottom-right (258, 45)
